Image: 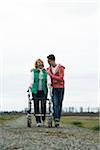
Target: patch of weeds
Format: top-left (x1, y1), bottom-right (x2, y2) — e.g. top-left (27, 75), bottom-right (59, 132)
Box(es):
top-left (92, 125), bottom-right (100, 131)
top-left (0, 114), bottom-right (22, 121)
top-left (72, 121), bottom-right (83, 127)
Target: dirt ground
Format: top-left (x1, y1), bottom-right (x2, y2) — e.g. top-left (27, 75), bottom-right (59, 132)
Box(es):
top-left (0, 115), bottom-right (99, 150)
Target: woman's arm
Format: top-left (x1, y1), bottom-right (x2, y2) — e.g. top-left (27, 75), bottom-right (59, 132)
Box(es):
top-left (47, 74), bottom-right (52, 99)
top-left (47, 74), bottom-right (51, 88)
top-left (29, 70), bottom-right (34, 88)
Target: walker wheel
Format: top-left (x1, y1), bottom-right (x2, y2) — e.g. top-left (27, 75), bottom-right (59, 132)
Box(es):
top-left (27, 115), bottom-right (32, 127)
top-left (48, 117), bottom-right (52, 128)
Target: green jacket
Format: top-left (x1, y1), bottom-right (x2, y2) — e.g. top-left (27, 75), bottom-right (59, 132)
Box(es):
top-left (31, 68), bottom-right (47, 95)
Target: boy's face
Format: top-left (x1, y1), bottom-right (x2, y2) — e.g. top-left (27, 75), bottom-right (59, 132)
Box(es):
top-left (48, 59), bottom-right (54, 66)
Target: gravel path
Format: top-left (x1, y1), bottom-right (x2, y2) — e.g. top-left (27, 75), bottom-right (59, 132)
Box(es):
top-left (0, 115), bottom-right (99, 150)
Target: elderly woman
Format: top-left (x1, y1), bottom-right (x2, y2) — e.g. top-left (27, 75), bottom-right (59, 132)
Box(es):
top-left (30, 59), bottom-right (51, 127)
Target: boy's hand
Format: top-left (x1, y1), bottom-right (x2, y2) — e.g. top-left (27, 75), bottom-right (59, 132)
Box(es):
top-left (47, 68), bottom-right (51, 74)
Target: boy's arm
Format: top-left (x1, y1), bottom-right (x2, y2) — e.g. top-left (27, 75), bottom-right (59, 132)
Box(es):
top-left (48, 67), bottom-right (64, 81)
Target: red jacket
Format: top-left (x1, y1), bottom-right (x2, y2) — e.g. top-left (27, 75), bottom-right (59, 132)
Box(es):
top-left (48, 64), bottom-right (65, 88)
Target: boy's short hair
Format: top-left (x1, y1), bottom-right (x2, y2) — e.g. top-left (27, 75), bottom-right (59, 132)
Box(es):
top-left (47, 54), bottom-right (55, 61)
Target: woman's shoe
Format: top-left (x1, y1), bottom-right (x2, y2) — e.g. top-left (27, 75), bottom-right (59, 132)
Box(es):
top-left (36, 123), bottom-right (41, 127)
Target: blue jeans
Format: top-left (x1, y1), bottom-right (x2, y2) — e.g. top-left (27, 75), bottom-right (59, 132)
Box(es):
top-left (52, 88), bottom-right (64, 121)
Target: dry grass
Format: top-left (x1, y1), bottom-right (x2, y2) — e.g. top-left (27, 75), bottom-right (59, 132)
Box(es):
top-left (61, 116), bottom-right (99, 130)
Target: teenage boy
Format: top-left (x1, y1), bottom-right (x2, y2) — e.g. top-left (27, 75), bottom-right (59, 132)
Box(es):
top-left (47, 54), bottom-right (65, 127)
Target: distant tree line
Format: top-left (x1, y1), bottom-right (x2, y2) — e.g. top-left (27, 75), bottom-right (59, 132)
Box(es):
top-left (62, 107), bottom-right (100, 113)
top-left (0, 107), bottom-right (99, 115)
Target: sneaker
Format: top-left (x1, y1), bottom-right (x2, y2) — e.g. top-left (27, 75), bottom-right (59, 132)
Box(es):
top-left (55, 122), bottom-right (60, 127)
top-left (55, 119), bottom-right (60, 127)
top-left (36, 123), bottom-right (41, 127)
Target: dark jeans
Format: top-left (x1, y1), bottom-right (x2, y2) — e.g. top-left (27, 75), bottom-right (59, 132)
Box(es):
top-left (32, 91), bottom-right (46, 123)
top-left (52, 88), bottom-right (64, 121)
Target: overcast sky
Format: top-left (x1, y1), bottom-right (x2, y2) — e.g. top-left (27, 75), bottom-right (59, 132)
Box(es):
top-left (0, 0), bottom-right (99, 111)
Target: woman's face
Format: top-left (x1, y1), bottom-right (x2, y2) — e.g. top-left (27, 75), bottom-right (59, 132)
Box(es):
top-left (37, 60), bottom-right (43, 69)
